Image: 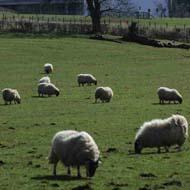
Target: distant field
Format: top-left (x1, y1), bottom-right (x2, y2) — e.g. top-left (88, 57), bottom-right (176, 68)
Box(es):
top-left (0, 36), bottom-right (190, 190)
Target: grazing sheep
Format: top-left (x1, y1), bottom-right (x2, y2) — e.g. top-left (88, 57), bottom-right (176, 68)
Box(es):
top-left (95, 87), bottom-right (113, 103)
top-left (77, 74), bottom-right (97, 86)
top-left (38, 83), bottom-right (59, 97)
top-left (48, 130), bottom-right (100, 178)
top-left (39, 76), bottom-right (51, 84)
top-left (157, 87), bottom-right (182, 104)
top-left (44, 63), bottom-right (53, 74)
top-left (2, 88), bottom-right (21, 105)
top-left (135, 115), bottom-right (188, 154)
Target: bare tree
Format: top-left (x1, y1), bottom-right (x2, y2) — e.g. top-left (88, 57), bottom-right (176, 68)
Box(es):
top-left (86, 0), bottom-right (136, 33)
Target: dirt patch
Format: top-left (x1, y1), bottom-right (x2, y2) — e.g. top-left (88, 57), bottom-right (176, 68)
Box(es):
top-left (51, 183), bottom-right (59, 187)
top-left (72, 184), bottom-right (92, 190)
top-left (27, 161), bottom-right (33, 166)
top-left (0, 160), bottom-right (5, 166)
top-left (162, 180), bottom-right (182, 187)
top-left (108, 182), bottom-right (128, 187)
top-left (140, 173), bottom-right (157, 178)
top-left (8, 127), bottom-right (15, 130)
top-left (106, 148), bottom-right (118, 153)
top-left (139, 184), bottom-right (151, 190)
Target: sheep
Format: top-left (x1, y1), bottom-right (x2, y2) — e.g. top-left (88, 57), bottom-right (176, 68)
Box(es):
top-left (157, 87), bottom-right (182, 104)
top-left (44, 63), bottom-right (53, 74)
top-left (2, 88), bottom-right (21, 105)
top-left (77, 74), bottom-right (97, 86)
top-left (48, 130), bottom-right (100, 178)
top-left (39, 76), bottom-right (51, 84)
top-left (95, 87), bottom-right (113, 103)
top-left (38, 83), bottom-right (59, 97)
top-left (134, 115), bottom-right (188, 154)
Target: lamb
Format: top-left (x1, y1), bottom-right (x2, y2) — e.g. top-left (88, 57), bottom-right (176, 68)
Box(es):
top-left (39, 76), bottom-right (51, 84)
top-left (48, 130), bottom-right (100, 178)
top-left (95, 87), bottom-right (113, 103)
top-left (157, 87), bottom-right (182, 104)
top-left (77, 74), bottom-right (97, 86)
top-left (38, 83), bottom-right (59, 97)
top-left (44, 63), bottom-right (53, 74)
top-left (134, 115), bottom-right (188, 154)
top-left (2, 88), bottom-right (21, 104)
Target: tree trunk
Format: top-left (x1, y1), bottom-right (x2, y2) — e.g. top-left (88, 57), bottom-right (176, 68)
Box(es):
top-left (92, 15), bottom-right (101, 33)
top-left (86, 0), bottom-right (102, 34)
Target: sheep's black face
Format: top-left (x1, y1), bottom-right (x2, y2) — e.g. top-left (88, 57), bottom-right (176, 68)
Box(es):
top-left (135, 140), bottom-right (142, 154)
top-left (56, 91), bottom-right (60, 96)
top-left (178, 98), bottom-right (182, 104)
top-left (86, 160), bottom-right (99, 177)
top-left (16, 99), bottom-right (21, 104)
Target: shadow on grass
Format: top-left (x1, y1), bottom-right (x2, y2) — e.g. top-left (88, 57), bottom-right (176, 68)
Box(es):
top-left (31, 175), bottom-right (87, 181)
top-left (152, 102), bottom-right (180, 105)
top-left (31, 95), bottom-right (48, 98)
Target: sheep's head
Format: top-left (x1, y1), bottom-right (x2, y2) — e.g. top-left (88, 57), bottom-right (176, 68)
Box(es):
top-left (178, 97), bottom-right (182, 104)
top-left (85, 159), bottom-right (100, 177)
top-left (94, 80), bottom-right (97, 85)
top-left (135, 139), bottom-right (142, 154)
top-left (56, 90), bottom-right (60, 96)
top-left (15, 97), bottom-right (21, 104)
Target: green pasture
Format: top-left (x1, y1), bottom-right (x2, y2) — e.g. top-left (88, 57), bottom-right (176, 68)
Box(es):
top-left (0, 36), bottom-right (190, 190)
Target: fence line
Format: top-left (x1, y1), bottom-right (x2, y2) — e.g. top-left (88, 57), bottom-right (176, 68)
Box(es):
top-left (0, 15), bottom-right (189, 42)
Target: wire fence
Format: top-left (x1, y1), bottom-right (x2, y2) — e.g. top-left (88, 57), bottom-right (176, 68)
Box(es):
top-left (0, 14), bottom-right (189, 42)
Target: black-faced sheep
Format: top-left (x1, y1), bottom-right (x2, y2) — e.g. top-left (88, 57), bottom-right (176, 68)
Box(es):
top-left (48, 130), bottom-right (100, 178)
top-left (157, 87), bottom-right (182, 104)
top-left (38, 83), bottom-right (59, 97)
top-left (44, 63), bottom-right (53, 74)
top-left (95, 87), bottom-right (113, 103)
top-left (77, 74), bottom-right (97, 86)
top-left (2, 88), bottom-right (21, 104)
top-left (135, 115), bottom-right (188, 154)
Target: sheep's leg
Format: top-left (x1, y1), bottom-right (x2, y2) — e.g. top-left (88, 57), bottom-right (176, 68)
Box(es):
top-left (67, 167), bottom-right (71, 176)
top-left (157, 147), bottom-right (161, 153)
top-left (53, 162), bottom-right (58, 176)
top-left (177, 146), bottom-right (182, 152)
top-left (82, 83), bottom-right (84, 87)
top-left (77, 165), bottom-right (81, 178)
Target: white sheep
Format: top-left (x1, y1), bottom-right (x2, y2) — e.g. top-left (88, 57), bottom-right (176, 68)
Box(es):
top-left (77, 74), bottom-right (97, 86)
top-left (38, 83), bottom-right (59, 97)
top-left (48, 130), bottom-right (100, 178)
top-left (157, 87), bottom-right (182, 104)
top-left (39, 76), bottom-right (51, 84)
top-left (95, 87), bottom-right (113, 103)
top-left (135, 115), bottom-right (188, 154)
top-left (2, 88), bottom-right (21, 105)
top-left (44, 63), bottom-right (53, 74)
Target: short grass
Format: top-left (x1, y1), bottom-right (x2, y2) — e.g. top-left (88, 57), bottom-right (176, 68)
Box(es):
top-left (0, 36), bottom-right (190, 190)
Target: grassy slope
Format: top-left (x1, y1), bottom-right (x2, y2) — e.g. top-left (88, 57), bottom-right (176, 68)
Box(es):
top-left (0, 37), bottom-right (190, 190)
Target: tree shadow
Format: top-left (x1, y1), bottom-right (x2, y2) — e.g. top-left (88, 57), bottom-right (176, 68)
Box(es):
top-left (31, 175), bottom-right (87, 181)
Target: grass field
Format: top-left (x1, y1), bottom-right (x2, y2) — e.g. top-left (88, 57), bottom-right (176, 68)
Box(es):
top-left (0, 36), bottom-right (190, 190)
